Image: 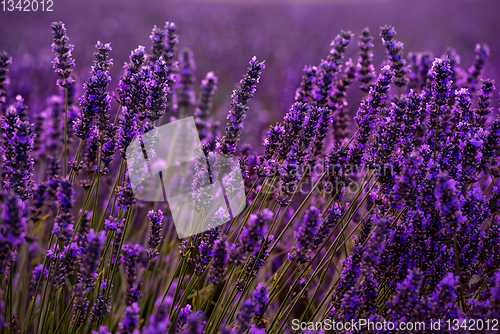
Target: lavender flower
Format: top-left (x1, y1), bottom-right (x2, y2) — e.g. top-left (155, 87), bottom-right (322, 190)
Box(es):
top-left (77, 229), bottom-right (106, 295)
top-left (53, 242), bottom-right (79, 290)
top-left (474, 78), bottom-right (495, 128)
top-left (331, 59), bottom-right (355, 143)
top-left (313, 203), bottom-right (342, 249)
top-left (0, 52), bottom-right (12, 109)
top-left (233, 298), bottom-right (257, 334)
top-left (386, 269), bottom-right (422, 322)
top-left (29, 263), bottom-right (48, 297)
top-left (356, 28), bottom-right (376, 93)
top-left (74, 41), bottom-right (113, 139)
top-left (209, 236), bottom-right (228, 284)
top-left (380, 25), bottom-right (408, 88)
top-left (219, 57), bottom-right (265, 155)
top-left (146, 209), bottom-right (164, 259)
top-left (0, 192), bottom-right (26, 274)
top-left (251, 283), bottom-right (269, 329)
top-left (288, 205), bottom-right (321, 264)
top-left (143, 297), bottom-right (172, 334)
top-left (229, 209), bottom-right (272, 266)
top-left (51, 21), bottom-right (75, 88)
top-left (184, 311), bottom-right (205, 334)
top-left (295, 65), bottom-right (318, 103)
top-left (118, 302), bottom-right (140, 334)
top-left (117, 46), bottom-right (148, 158)
top-left (1, 104), bottom-right (35, 200)
top-left (194, 71), bottom-right (218, 141)
top-left (122, 244), bottom-right (143, 305)
top-left (52, 179), bottom-right (75, 243)
top-left (177, 48), bottom-right (196, 109)
top-left (434, 172), bottom-right (466, 233)
top-left (145, 56), bottom-right (170, 122)
top-left (149, 25), bottom-right (165, 63)
top-left (91, 281), bottom-right (111, 322)
top-left (466, 43), bottom-right (490, 94)
top-left (276, 144), bottom-right (299, 206)
top-left (175, 304), bottom-right (192, 333)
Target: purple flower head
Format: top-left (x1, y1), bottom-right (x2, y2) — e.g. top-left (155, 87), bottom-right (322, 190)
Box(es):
top-left (209, 236), bottom-right (228, 284)
top-left (361, 214), bottom-right (389, 276)
top-left (121, 243), bottom-right (143, 305)
top-left (276, 144), bottom-right (299, 206)
top-left (118, 302), bottom-right (140, 334)
top-left (380, 25), bottom-right (408, 87)
top-left (0, 192), bottom-right (26, 273)
top-left (177, 48), bottom-right (196, 109)
top-left (147, 209), bottom-right (164, 259)
top-left (262, 123), bottom-right (285, 161)
top-left (175, 304), bottom-right (192, 333)
top-left (386, 269), bottom-right (422, 322)
top-left (295, 65), bottom-right (318, 103)
top-left (288, 205), bottom-right (321, 264)
top-left (195, 226), bottom-right (221, 276)
top-left (313, 203), bottom-right (342, 250)
top-left (474, 79), bottom-right (495, 128)
top-left (251, 283), bottom-right (269, 329)
top-left (78, 229), bottom-right (106, 294)
top-left (75, 41), bottom-right (113, 139)
top-left (184, 311), bottom-right (205, 334)
top-left (356, 27), bottom-right (376, 92)
top-left (143, 297), bottom-right (172, 334)
top-left (244, 235), bottom-right (273, 278)
top-left (29, 263), bottom-right (48, 297)
top-left (117, 46), bottom-right (149, 158)
top-left (429, 273), bottom-right (460, 319)
top-left (91, 281), bottom-right (112, 322)
top-left (53, 242), bottom-right (79, 290)
top-left (234, 298), bottom-right (257, 334)
top-left (51, 21), bottom-right (75, 88)
top-left (145, 56), bottom-right (170, 122)
top-left (149, 25), bottom-right (165, 63)
top-left (219, 56), bottom-right (265, 155)
top-left (466, 43), bottom-right (490, 94)
top-left (163, 21), bottom-right (178, 66)
top-left (194, 71), bottom-right (218, 141)
top-left (0, 52), bottom-right (12, 108)
top-left (52, 179), bottom-right (75, 243)
top-left (230, 208), bottom-right (272, 266)
top-left (434, 172), bottom-right (466, 233)
top-left (1, 114), bottom-right (35, 200)
top-left (93, 326), bottom-right (112, 334)
top-left (278, 102), bottom-right (307, 160)
top-left (348, 65), bottom-right (394, 167)
top-left (331, 58), bottom-right (356, 143)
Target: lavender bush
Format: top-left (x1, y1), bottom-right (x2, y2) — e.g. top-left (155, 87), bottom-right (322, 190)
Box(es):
top-left (0, 17), bottom-right (499, 334)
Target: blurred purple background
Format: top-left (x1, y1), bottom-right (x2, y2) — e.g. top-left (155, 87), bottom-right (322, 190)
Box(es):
top-left (1, 0), bottom-right (500, 148)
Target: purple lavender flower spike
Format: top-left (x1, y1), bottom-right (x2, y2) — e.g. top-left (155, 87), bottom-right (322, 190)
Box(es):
top-left (175, 304), bottom-right (192, 333)
top-left (146, 56), bottom-right (169, 122)
top-left (426, 56), bottom-right (452, 153)
top-left (434, 172), bottom-right (466, 234)
top-left (361, 214), bottom-right (388, 276)
top-left (233, 298), bottom-right (257, 334)
top-left (262, 123), bottom-right (285, 162)
top-left (177, 48), bottom-right (197, 110)
top-left (229, 208), bottom-right (272, 266)
top-left (91, 281), bottom-right (111, 322)
top-left (195, 225), bottom-right (221, 276)
top-left (29, 263), bottom-right (48, 297)
top-left (313, 203), bottom-right (342, 250)
top-left (143, 297), bottom-right (172, 334)
top-left (466, 43), bottom-right (490, 94)
top-left (0, 52), bottom-right (12, 111)
top-left (77, 229), bottom-right (106, 295)
top-left (356, 28), bottom-right (376, 93)
top-left (51, 21), bottom-right (75, 88)
top-left (93, 326), bottom-right (112, 334)
top-left (386, 269), bottom-right (422, 322)
top-left (121, 243), bottom-right (143, 305)
top-left (163, 21), bottom-right (179, 115)
top-left (74, 41), bottom-right (113, 139)
top-left (146, 209), bottom-right (164, 259)
top-left (52, 179), bottom-right (75, 243)
top-left (380, 25), bottom-right (408, 88)
top-left (251, 283), bottom-right (269, 329)
top-left (295, 65), bottom-right (318, 103)
top-left (348, 65), bottom-right (394, 168)
top-left (117, 173), bottom-right (137, 209)
top-left (288, 205), bottom-right (321, 264)
top-left (278, 102), bottom-right (307, 160)
top-left (118, 302), bottom-right (140, 334)
top-left (117, 46), bottom-right (148, 158)
top-left (390, 151), bottom-right (422, 209)
top-left (219, 56), bottom-right (265, 155)
top-left (209, 236), bottom-right (228, 284)
top-left (1, 103), bottom-right (35, 200)
top-left (194, 71), bottom-right (218, 141)
top-left (149, 25), bottom-right (165, 63)
top-left (184, 311), bottom-right (205, 334)
top-left (331, 58), bottom-right (356, 143)
top-left (474, 78), bottom-right (495, 128)
top-left (53, 242), bottom-right (79, 290)
top-left (243, 234), bottom-right (273, 279)
top-left (0, 192), bottom-right (26, 274)
top-left (429, 272), bottom-right (461, 319)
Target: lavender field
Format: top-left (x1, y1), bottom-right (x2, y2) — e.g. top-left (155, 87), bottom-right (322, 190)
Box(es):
top-left (0, 0), bottom-right (500, 333)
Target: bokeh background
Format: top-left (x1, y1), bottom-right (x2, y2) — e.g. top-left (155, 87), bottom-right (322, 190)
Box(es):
top-left (1, 0), bottom-right (500, 149)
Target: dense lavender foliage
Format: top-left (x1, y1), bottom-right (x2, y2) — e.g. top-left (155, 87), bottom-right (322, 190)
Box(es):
top-left (0, 9), bottom-right (499, 334)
